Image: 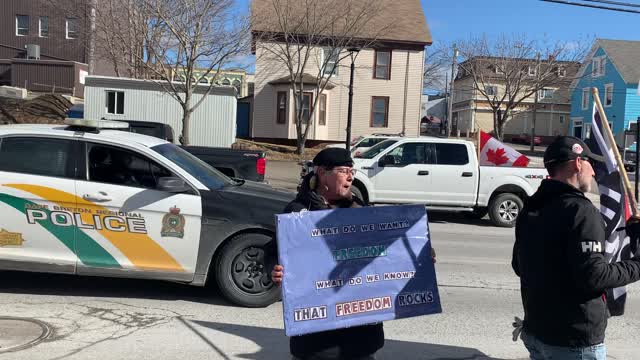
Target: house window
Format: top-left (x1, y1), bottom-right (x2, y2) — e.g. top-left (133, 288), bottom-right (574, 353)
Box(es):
top-left (592, 57), bottom-right (605, 77)
top-left (605, 84), bottom-right (613, 107)
top-left (39, 17), bottom-right (49, 37)
top-left (557, 67), bottom-right (566, 77)
top-left (16, 15), bottom-right (29, 36)
top-left (485, 85), bottom-right (497, 96)
top-left (374, 50), bottom-right (391, 80)
top-left (582, 88), bottom-right (590, 110)
top-left (371, 96), bottom-right (389, 128)
top-left (528, 66), bottom-right (537, 77)
top-left (66, 18), bottom-right (78, 39)
top-left (592, 58), bottom-right (599, 77)
top-left (319, 94), bottom-right (327, 125)
top-left (495, 66), bottom-right (504, 75)
top-left (106, 91), bottom-right (125, 115)
top-left (301, 92), bottom-right (313, 124)
top-left (323, 48), bottom-right (339, 76)
top-left (584, 123), bottom-right (592, 140)
top-left (539, 88), bottom-right (554, 99)
top-left (276, 91), bottom-right (287, 124)
top-left (222, 78), bottom-right (231, 85)
top-left (559, 115), bottom-right (565, 124)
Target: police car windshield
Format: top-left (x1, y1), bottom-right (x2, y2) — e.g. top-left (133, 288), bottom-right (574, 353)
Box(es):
top-left (152, 143), bottom-right (234, 189)
top-left (358, 139), bottom-right (398, 159)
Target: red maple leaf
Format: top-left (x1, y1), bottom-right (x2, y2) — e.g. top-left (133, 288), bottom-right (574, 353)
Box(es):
top-left (486, 148), bottom-right (510, 166)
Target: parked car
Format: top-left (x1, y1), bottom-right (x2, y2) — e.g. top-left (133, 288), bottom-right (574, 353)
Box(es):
top-left (349, 137), bottom-right (548, 227)
top-left (118, 120), bottom-right (267, 182)
top-left (511, 133), bottom-right (542, 146)
top-left (0, 119), bottom-right (294, 307)
top-left (325, 133), bottom-right (403, 157)
top-left (619, 143), bottom-right (637, 172)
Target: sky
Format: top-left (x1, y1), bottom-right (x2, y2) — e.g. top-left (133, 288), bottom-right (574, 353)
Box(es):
top-left (422, 0), bottom-right (638, 46)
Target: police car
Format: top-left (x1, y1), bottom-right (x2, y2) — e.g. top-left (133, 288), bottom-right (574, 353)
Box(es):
top-left (0, 119), bottom-right (293, 307)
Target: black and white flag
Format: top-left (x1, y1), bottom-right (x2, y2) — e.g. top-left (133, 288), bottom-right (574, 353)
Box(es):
top-left (587, 104), bottom-right (634, 316)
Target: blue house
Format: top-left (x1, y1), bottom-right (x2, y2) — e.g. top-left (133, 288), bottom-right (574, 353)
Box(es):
top-left (570, 39), bottom-right (640, 143)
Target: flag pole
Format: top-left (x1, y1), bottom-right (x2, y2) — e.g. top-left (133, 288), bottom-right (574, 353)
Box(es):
top-left (592, 87), bottom-right (639, 216)
top-left (477, 128), bottom-right (481, 161)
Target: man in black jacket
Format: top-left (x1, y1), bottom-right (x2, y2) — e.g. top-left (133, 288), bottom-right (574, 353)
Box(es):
top-left (272, 148), bottom-right (383, 359)
top-left (513, 136), bottom-right (640, 359)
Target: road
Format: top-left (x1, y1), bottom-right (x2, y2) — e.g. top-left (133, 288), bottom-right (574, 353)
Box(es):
top-left (1, 161), bottom-right (639, 359)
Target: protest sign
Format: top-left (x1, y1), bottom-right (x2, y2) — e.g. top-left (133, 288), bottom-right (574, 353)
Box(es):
top-left (276, 204), bottom-right (441, 336)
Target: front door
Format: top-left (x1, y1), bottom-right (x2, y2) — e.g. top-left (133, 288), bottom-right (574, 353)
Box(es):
top-left (372, 142), bottom-right (432, 203)
top-left (0, 136), bottom-right (79, 273)
top-left (74, 142), bottom-right (202, 280)
top-left (427, 142), bottom-right (478, 206)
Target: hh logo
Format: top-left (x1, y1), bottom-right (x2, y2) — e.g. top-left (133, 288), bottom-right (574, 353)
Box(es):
top-left (581, 241), bottom-right (602, 253)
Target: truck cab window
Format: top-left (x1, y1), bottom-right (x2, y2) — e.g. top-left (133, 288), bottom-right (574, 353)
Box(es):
top-left (434, 143), bottom-right (469, 165)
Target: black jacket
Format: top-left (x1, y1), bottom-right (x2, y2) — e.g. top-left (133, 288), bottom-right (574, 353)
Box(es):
top-left (513, 179), bottom-right (640, 347)
top-left (286, 173), bottom-right (384, 359)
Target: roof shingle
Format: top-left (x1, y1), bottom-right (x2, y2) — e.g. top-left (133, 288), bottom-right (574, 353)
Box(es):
top-left (251, 0), bottom-right (431, 45)
top-left (598, 39), bottom-right (640, 84)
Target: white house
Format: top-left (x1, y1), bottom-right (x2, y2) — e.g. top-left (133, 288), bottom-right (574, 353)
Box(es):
top-left (84, 76), bottom-right (237, 147)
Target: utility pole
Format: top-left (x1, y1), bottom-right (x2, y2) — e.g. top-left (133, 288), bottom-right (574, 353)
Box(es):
top-left (530, 52), bottom-right (541, 152)
top-left (447, 44), bottom-right (458, 137)
top-left (88, 0), bottom-right (97, 74)
top-left (443, 73), bottom-right (448, 136)
top-left (345, 48), bottom-right (360, 152)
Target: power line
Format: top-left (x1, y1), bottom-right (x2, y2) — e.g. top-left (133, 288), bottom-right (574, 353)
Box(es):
top-left (581, 0), bottom-right (640, 8)
top-left (540, 0), bottom-right (640, 13)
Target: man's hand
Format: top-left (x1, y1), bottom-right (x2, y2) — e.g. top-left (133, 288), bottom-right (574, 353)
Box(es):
top-left (271, 264), bottom-right (284, 286)
top-left (431, 247), bottom-right (437, 264)
top-left (626, 216), bottom-right (640, 257)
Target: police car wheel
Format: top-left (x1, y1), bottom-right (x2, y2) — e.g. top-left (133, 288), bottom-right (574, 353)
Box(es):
top-left (214, 233), bottom-right (280, 308)
top-left (488, 193), bottom-right (522, 228)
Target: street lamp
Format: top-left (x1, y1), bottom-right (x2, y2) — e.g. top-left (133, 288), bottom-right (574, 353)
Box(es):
top-left (345, 47), bottom-right (360, 152)
top-left (530, 51), bottom-right (541, 152)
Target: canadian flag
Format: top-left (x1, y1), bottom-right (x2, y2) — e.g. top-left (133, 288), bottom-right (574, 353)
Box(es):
top-left (479, 131), bottom-right (529, 167)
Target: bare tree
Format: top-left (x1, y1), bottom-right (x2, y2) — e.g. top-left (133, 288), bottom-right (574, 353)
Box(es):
top-left (46, 0), bottom-right (249, 145)
top-left (423, 44), bottom-right (449, 91)
top-left (252, 0), bottom-right (393, 154)
top-left (456, 34), bottom-right (586, 140)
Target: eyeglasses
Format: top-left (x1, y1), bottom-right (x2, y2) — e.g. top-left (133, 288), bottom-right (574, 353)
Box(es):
top-left (331, 168), bottom-right (357, 176)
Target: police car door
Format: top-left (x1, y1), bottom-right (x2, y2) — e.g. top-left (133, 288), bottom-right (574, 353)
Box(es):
top-left (74, 142), bottom-right (201, 281)
top-left (0, 136), bottom-right (80, 273)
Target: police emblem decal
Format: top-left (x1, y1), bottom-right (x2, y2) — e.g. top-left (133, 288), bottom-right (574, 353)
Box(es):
top-left (161, 206), bottom-right (185, 238)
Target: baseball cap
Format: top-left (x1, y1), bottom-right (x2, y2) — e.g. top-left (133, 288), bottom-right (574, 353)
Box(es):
top-left (543, 136), bottom-right (604, 167)
top-left (313, 148), bottom-right (354, 168)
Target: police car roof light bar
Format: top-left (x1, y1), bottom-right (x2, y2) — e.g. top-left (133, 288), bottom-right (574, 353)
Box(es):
top-left (63, 118), bottom-right (130, 129)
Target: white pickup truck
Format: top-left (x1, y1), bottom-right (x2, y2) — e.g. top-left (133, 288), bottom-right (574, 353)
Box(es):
top-left (346, 137), bottom-right (548, 227)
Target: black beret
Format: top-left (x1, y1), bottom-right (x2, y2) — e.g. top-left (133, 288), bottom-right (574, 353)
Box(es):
top-left (313, 148), bottom-right (353, 168)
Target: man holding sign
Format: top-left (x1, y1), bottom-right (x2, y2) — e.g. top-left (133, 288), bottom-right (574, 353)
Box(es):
top-left (272, 148), bottom-right (437, 360)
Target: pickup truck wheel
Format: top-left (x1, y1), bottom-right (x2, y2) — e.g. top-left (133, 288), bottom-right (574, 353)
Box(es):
top-left (214, 233), bottom-right (280, 308)
top-left (489, 193), bottom-right (523, 228)
top-left (351, 185), bottom-right (366, 204)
